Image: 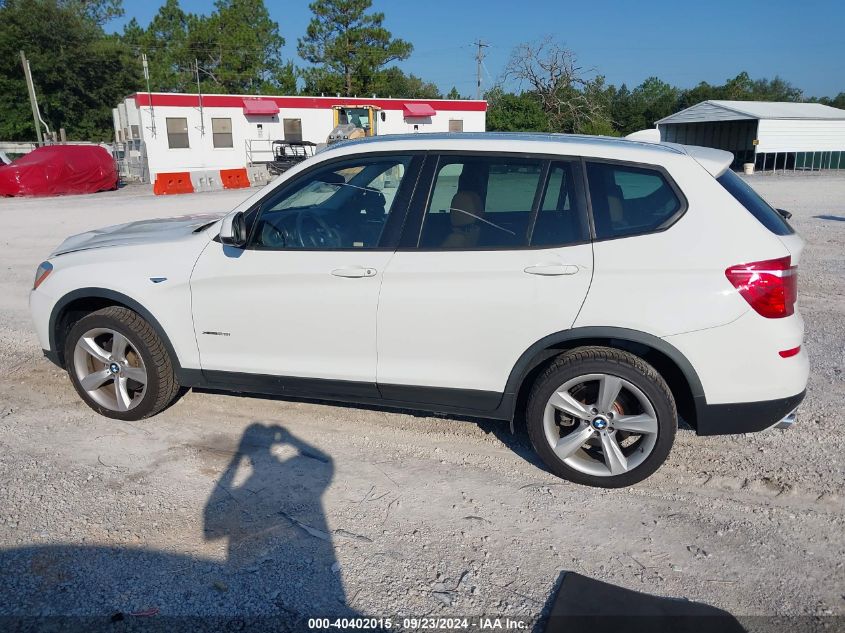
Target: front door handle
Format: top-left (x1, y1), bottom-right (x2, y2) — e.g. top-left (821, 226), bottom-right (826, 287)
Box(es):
top-left (524, 264), bottom-right (579, 276)
top-left (331, 266), bottom-right (377, 278)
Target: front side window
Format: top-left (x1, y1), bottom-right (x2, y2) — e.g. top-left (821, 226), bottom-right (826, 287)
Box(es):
top-left (586, 162), bottom-right (683, 240)
top-left (418, 156), bottom-right (543, 249)
top-left (212, 118), bottom-right (233, 148)
top-left (166, 117), bottom-right (189, 149)
top-left (250, 156), bottom-right (411, 250)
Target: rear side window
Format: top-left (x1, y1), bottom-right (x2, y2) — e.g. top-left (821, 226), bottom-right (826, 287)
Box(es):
top-left (532, 161), bottom-right (589, 246)
top-left (419, 156), bottom-right (542, 249)
top-left (586, 162), bottom-right (683, 240)
top-left (717, 170), bottom-right (794, 236)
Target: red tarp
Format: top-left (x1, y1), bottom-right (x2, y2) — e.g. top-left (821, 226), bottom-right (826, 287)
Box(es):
top-left (242, 98), bottom-right (280, 115)
top-left (402, 102), bottom-right (436, 118)
top-left (0, 145), bottom-right (118, 197)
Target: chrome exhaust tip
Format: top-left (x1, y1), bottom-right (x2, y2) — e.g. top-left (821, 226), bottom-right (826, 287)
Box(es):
top-left (774, 409), bottom-right (798, 430)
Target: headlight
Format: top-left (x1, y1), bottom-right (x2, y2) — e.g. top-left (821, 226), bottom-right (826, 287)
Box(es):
top-left (33, 261), bottom-right (53, 290)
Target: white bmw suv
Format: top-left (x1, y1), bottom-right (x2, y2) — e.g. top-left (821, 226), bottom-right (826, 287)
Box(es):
top-left (30, 133), bottom-right (808, 487)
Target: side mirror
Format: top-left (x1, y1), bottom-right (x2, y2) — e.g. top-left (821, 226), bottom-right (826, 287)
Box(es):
top-left (776, 208), bottom-right (792, 220)
top-left (219, 211), bottom-right (247, 247)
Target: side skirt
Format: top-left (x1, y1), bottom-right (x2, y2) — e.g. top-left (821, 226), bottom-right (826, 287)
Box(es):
top-left (178, 369), bottom-right (514, 422)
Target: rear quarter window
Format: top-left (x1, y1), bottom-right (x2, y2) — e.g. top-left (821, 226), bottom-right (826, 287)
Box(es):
top-left (716, 170), bottom-right (794, 236)
top-left (585, 162), bottom-right (684, 240)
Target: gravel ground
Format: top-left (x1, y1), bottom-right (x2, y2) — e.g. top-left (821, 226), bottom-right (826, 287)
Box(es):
top-left (0, 176), bottom-right (842, 630)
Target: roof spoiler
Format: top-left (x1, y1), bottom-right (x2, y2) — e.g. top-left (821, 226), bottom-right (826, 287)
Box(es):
top-left (666, 143), bottom-right (733, 177)
top-left (625, 130), bottom-right (733, 177)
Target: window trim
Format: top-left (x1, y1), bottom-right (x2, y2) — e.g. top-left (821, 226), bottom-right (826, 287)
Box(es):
top-left (398, 150), bottom-right (593, 252)
top-left (239, 152), bottom-right (426, 252)
top-left (581, 157), bottom-right (689, 243)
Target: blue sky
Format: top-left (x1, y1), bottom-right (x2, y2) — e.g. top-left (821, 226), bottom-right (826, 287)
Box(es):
top-left (109, 0), bottom-right (845, 98)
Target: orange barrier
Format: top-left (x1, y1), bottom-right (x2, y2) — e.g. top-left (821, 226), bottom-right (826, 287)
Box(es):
top-left (220, 168), bottom-right (250, 189)
top-left (153, 172), bottom-right (194, 195)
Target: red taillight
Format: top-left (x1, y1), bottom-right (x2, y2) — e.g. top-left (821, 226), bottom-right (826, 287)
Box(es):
top-left (779, 346), bottom-right (801, 358)
top-left (725, 256), bottom-right (797, 319)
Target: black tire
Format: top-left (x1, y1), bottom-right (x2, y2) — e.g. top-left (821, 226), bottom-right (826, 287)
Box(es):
top-left (64, 306), bottom-right (180, 421)
top-left (525, 346), bottom-right (676, 488)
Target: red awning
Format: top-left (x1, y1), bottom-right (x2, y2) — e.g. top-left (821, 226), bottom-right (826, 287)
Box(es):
top-left (242, 98), bottom-right (280, 115)
top-left (403, 102), bottom-right (436, 118)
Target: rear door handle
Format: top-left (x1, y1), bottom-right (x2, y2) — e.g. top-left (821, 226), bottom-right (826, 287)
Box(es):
top-left (524, 264), bottom-right (579, 276)
top-left (331, 266), bottom-right (377, 278)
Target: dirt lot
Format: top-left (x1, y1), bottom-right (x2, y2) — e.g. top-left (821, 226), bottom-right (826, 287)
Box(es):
top-left (0, 175), bottom-right (843, 629)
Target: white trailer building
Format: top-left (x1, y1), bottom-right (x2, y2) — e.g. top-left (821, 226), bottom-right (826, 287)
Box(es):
top-left (656, 100), bottom-right (845, 171)
top-left (112, 92), bottom-right (487, 182)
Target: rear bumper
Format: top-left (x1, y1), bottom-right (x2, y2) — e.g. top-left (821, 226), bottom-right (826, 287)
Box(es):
top-left (694, 390), bottom-right (805, 436)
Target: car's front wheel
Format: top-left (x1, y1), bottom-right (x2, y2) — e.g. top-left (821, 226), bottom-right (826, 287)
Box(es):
top-left (64, 306), bottom-right (180, 420)
top-left (525, 346), bottom-right (677, 488)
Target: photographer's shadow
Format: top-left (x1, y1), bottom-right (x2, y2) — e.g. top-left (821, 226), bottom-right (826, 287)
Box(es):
top-left (203, 423), bottom-right (352, 615)
top-left (203, 422), bottom-right (353, 617)
top-left (0, 422), bottom-right (358, 627)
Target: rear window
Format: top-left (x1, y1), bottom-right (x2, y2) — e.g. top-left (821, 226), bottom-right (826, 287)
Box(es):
top-left (585, 162), bottom-right (683, 240)
top-left (717, 170), bottom-right (794, 236)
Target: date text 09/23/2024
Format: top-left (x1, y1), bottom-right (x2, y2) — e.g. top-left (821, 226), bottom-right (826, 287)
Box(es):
top-left (307, 617), bottom-right (530, 630)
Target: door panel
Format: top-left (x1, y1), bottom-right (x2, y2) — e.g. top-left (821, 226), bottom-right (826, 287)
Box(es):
top-left (377, 245), bottom-right (593, 394)
top-left (191, 246), bottom-right (394, 383)
top-left (377, 155), bottom-right (594, 398)
top-left (190, 154), bottom-right (417, 384)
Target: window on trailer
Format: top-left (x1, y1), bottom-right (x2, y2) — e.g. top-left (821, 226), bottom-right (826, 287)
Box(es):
top-left (284, 118), bottom-right (303, 142)
top-left (212, 118), bottom-right (233, 148)
top-left (166, 118), bottom-right (189, 149)
top-left (448, 119), bottom-right (464, 133)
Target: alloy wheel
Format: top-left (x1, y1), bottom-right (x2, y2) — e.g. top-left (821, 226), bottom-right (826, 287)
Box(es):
top-left (543, 373), bottom-right (659, 477)
top-left (72, 328), bottom-right (148, 412)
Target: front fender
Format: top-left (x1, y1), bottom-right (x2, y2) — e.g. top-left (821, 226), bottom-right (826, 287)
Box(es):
top-left (48, 287), bottom-right (191, 377)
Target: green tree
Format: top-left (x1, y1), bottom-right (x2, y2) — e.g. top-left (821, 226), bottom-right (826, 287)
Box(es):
top-left (446, 86), bottom-right (462, 100)
top-left (0, 0), bottom-right (140, 141)
top-left (187, 0), bottom-right (294, 94)
top-left (60, 0), bottom-right (123, 25)
top-left (485, 87), bottom-right (547, 132)
top-left (371, 67), bottom-right (440, 99)
top-left (750, 75), bottom-right (801, 101)
top-left (814, 92), bottom-right (845, 109)
top-left (632, 77), bottom-right (679, 130)
top-left (297, 0), bottom-right (412, 97)
top-left (677, 72), bottom-right (802, 109)
top-left (123, 0), bottom-right (191, 92)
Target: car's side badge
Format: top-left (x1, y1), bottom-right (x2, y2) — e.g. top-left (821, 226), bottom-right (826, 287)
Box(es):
top-left (149, 277), bottom-right (167, 284)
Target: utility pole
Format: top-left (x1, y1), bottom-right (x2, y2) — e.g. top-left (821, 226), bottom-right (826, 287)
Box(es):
top-left (473, 39), bottom-right (489, 100)
top-left (20, 51), bottom-right (44, 144)
top-left (142, 53), bottom-right (156, 137)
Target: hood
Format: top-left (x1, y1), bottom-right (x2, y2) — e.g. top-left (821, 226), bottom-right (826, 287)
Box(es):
top-left (50, 212), bottom-right (224, 257)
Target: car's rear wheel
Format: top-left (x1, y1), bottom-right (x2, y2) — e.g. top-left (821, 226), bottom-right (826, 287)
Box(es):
top-left (64, 306), bottom-right (180, 420)
top-left (525, 346), bottom-right (676, 488)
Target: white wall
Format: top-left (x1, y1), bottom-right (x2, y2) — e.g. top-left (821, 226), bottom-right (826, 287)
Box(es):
top-left (126, 97), bottom-right (486, 179)
top-left (756, 119), bottom-right (845, 153)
